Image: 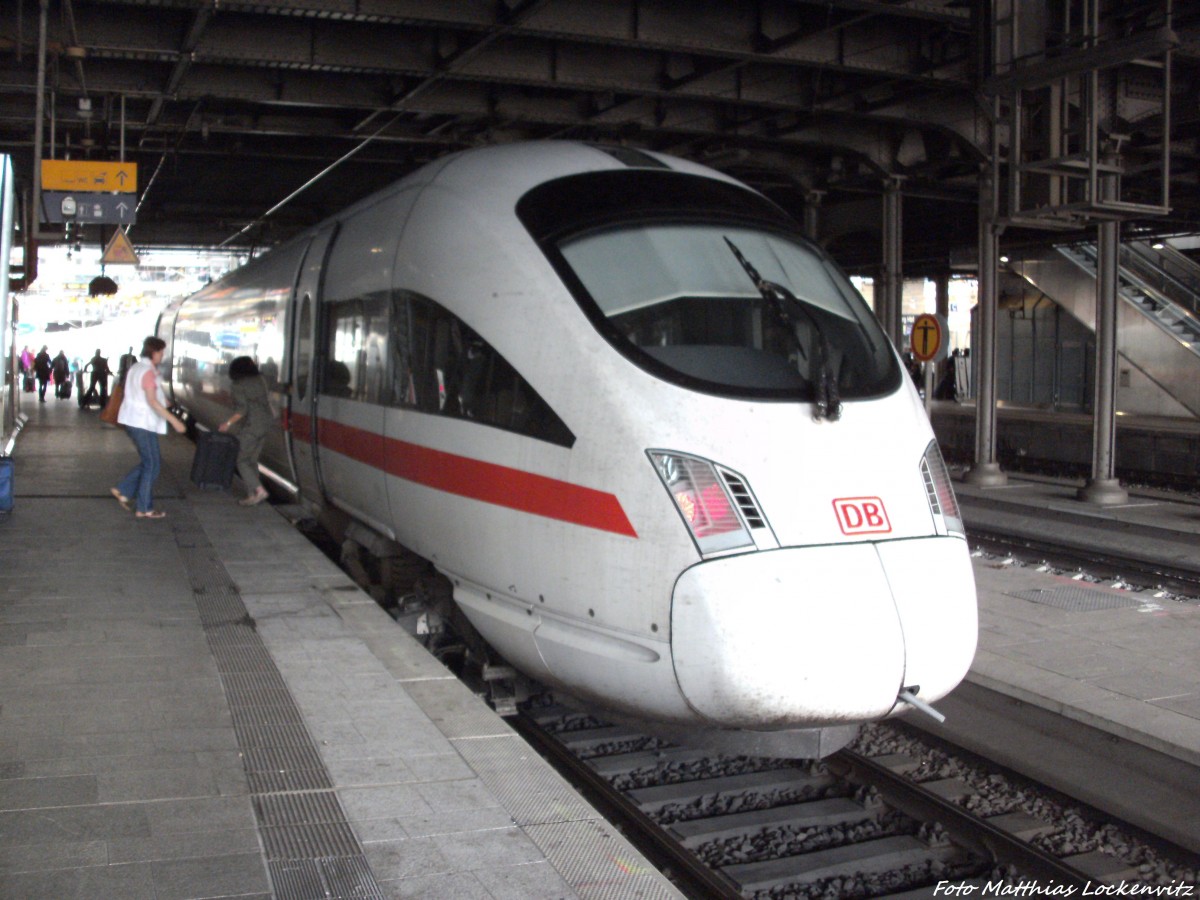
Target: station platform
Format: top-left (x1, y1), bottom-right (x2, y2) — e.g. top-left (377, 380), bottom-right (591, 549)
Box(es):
top-left (0, 398), bottom-right (684, 900)
top-left (3, 398), bottom-right (1200, 894)
top-left (949, 473), bottom-right (1200, 854)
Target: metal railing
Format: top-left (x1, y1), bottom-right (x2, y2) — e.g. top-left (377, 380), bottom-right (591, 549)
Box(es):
top-left (1058, 240), bottom-right (1200, 351)
top-left (2, 411), bottom-right (28, 457)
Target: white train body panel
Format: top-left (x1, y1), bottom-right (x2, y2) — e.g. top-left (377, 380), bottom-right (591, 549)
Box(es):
top-left (162, 141), bottom-right (977, 740)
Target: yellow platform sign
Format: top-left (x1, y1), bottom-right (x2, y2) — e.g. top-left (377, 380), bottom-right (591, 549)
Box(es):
top-left (42, 159), bottom-right (138, 193)
top-left (910, 313), bottom-right (947, 363)
top-left (101, 228), bottom-right (140, 266)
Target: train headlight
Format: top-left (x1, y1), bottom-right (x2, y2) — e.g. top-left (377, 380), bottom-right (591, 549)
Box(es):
top-left (920, 440), bottom-right (965, 538)
top-left (649, 451), bottom-right (754, 555)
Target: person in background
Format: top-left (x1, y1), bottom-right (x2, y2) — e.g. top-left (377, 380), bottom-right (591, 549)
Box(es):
top-left (218, 356), bottom-right (273, 506)
top-left (116, 347), bottom-right (137, 387)
top-left (19, 346), bottom-right (34, 393)
top-left (51, 350), bottom-right (70, 399)
top-left (33, 346), bottom-right (52, 402)
top-left (111, 336), bottom-right (186, 519)
top-left (83, 349), bottom-right (112, 406)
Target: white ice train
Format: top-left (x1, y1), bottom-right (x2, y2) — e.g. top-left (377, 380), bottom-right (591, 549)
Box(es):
top-left (161, 141), bottom-right (977, 757)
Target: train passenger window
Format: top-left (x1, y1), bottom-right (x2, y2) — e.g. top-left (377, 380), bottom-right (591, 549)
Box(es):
top-left (399, 292), bottom-right (574, 448)
top-left (324, 295), bottom-right (388, 403)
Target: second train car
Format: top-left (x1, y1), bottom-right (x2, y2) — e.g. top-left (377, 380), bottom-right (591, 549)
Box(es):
top-left (161, 141), bottom-right (977, 757)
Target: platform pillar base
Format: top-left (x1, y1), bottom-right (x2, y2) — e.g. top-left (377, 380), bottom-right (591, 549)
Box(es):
top-left (962, 462), bottom-right (1008, 487)
top-left (1077, 478), bottom-right (1128, 506)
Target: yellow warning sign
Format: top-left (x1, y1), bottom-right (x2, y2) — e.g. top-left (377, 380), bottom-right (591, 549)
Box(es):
top-left (42, 159), bottom-right (138, 193)
top-left (101, 228), bottom-right (140, 266)
top-left (909, 313), bottom-right (946, 363)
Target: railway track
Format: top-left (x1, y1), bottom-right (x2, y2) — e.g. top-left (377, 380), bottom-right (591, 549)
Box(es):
top-left (295, 472), bottom-right (1200, 895)
top-left (956, 477), bottom-right (1200, 599)
top-left (510, 708), bottom-right (1200, 899)
top-left (965, 519), bottom-right (1200, 599)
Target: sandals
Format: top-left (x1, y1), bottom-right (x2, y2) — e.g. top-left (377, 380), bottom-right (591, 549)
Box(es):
top-left (110, 487), bottom-right (132, 512)
top-left (114, 488), bottom-right (164, 518)
top-left (238, 489), bottom-right (269, 507)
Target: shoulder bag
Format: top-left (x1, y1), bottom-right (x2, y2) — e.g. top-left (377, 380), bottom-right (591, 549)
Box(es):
top-left (99, 382), bottom-right (125, 425)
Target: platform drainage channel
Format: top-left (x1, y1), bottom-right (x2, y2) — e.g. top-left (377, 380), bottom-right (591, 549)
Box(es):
top-left (1009, 585), bottom-right (1143, 611)
top-left (170, 514), bottom-right (385, 900)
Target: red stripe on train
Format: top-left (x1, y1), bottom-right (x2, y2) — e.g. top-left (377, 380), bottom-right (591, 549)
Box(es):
top-left (291, 412), bottom-right (637, 538)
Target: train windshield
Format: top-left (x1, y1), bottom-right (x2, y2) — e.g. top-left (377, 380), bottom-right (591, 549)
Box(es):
top-left (557, 221), bottom-right (898, 401)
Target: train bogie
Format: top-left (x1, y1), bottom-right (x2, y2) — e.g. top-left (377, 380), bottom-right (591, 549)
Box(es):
top-left (163, 141), bottom-right (977, 757)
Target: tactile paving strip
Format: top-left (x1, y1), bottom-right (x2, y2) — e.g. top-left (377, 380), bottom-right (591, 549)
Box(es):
top-left (269, 858), bottom-right (385, 900)
top-left (169, 512), bottom-right (384, 899)
top-left (524, 820), bottom-right (684, 900)
top-left (453, 734), bottom-right (600, 827)
top-left (255, 791), bottom-right (352, 827)
top-left (242, 745), bottom-right (333, 793)
top-left (1009, 585), bottom-right (1143, 611)
top-left (188, 586), bottom-right (249, 625)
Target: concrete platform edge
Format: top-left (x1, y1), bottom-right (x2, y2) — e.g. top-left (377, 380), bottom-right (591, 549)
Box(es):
top-left (966, 663), bottom-right (1200, 770)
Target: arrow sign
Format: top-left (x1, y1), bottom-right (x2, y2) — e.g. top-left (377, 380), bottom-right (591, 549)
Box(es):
top-left (41, 159), bottom-right (138, 193)
top-left (41, 191), bottom-right (138, 225)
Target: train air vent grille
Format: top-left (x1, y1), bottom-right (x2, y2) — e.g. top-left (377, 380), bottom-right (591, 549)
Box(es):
top-left (720, 471), bottom-right (766, 529)
top-left (920, 460), bottom-right (942, 516)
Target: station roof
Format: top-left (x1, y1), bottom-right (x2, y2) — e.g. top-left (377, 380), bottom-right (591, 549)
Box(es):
top-left (1, 0), bottom-right (1198, 273)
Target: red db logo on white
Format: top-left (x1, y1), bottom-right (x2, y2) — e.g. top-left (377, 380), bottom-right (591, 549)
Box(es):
top-left (833, 497), bottom-right (892, 535)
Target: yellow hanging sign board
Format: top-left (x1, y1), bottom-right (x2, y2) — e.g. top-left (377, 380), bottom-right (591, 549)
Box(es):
top-left (101, 228), bottom-right (140, 266)
top-left (42, 159), bottom-right (138, 193)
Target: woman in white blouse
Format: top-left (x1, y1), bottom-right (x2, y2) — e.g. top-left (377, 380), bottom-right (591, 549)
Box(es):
top-left (110, 336), bottom-right (186, 519)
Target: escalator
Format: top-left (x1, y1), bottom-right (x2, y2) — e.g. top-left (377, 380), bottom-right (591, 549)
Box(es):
top-left (1010, 240), bottom-right (1200, 417)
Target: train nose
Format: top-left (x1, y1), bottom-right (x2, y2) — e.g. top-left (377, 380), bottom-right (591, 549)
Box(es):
top-left (669, 539), bottom-right (976, 729)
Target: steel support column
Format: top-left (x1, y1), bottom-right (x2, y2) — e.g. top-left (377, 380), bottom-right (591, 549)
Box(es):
top-left (964, 170), bottom-right (1007, 486)
top-left (1, 156), bottom-right (12, 429)
top-left (33, 0), bottom-right (48, 213)
top-left (882, 179), bottom-right (903, 347)
top-left (1078, 218), bottom-right (1128, 504)
top-left (935, 272), bottom-right (950, 319)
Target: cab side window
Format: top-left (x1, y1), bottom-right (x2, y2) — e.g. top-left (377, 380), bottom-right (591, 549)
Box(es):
top-left (397, 291), bottom-right (574, 447)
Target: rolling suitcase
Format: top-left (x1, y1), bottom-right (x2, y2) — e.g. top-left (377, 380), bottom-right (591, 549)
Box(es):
top-left (190, 431), bottom-right (239, 491)
top-left (0, 457), bottom-right (13, 513)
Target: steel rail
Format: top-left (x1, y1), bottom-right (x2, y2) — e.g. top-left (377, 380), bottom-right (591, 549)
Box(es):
top-left (828, 750), bottom-right (1095, 888)
top-left (516, 711), bottom-right (1111, 896)
top-left (967, 525), bottom-right (1200, 596)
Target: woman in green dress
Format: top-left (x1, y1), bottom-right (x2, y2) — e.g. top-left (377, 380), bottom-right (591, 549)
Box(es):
top-left (218, 356), bottom-right (274, 506)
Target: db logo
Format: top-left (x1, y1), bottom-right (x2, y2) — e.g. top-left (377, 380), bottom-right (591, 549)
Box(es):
top-left (833, 497), bottom-right (892, 535)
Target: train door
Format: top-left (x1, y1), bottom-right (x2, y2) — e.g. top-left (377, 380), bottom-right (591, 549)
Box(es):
top-left (286, 226), bottom-right (336, 503)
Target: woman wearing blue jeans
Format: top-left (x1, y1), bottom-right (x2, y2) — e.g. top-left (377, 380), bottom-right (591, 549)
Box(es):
top-left (111, 337), bottom-right (186, 519)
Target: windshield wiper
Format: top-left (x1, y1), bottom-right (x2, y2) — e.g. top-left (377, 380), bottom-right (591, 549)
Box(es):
top-left (724, 237), bottom-right (842, 421)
